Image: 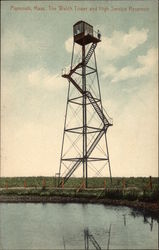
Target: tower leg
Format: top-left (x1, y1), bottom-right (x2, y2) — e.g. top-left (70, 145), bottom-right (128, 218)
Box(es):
top-left (94, 50), bottom-right (112, 184)
top-left (82, 45), bottom-right (88, 188)
top-left (58, 43), bottom-right (75, 184)
top-left (104, 133), bottom-right (112, 184)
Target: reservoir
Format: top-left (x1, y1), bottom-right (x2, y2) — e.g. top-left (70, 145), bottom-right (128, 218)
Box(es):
top-left (0, 203), bottom-right (158, 249)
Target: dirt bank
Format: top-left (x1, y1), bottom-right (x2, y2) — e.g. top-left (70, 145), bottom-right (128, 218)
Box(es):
top-left (0, 195), bottom-right (158, 218)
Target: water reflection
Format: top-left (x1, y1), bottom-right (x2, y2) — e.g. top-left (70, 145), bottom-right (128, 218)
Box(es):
top-left (0, 204), bottom-right (158, 250)
top-left (60, 211), bottom-right (156, 250)
top-left (143, 216), bottom-right (153, 231)
top-left (63, 236), bottom-right (66, 250)
top-left (62, 225), bottom-right (112, 250)
top-left (84, 227), bottom-right (102, 250)
top-left (130, 210), bottom-right (155, 232)
top-left (122, 214), bottom-right (126, 226)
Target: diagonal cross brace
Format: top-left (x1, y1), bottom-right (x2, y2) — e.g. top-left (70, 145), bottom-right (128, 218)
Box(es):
top-left (59, 127), bottom-right (107, 186)
top-left (59, 42), bottom-right (112, 186)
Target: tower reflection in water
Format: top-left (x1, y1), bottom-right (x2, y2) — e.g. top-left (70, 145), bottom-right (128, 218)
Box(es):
top-left (84, 224), bottom-right (111, 250)
top-left (131, 210), bottom-right (154, 232)
top-left (61, 211), bottom-right (156, 250)
top-left (62, 224), bottom-right (112, 250)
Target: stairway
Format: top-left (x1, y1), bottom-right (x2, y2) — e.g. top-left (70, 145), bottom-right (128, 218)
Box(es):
top-left (70, 62), bottom-right (82, 74)
top-left (59, 128), bottom-right (106, 185)
top-left (59, 42), bottom-right (111, 186)
top-left (86, 91), bottom-right (109, 125)
top-left (84, 43), bottom-right (97, 65)
top-left (67, 43), bottom-right (97, 76)
top-left (62, 75), bottom-right (110, 126)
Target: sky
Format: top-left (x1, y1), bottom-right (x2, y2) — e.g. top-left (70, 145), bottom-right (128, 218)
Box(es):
top-left (1, 0), bottom-right (158, 177)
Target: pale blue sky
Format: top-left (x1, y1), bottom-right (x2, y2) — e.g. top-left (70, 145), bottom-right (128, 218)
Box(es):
top-left (1, 0), bottom-right (158, 177)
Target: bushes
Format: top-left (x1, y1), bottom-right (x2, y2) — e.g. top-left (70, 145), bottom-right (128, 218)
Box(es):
top-left (104, 189), bottom-right (123, 200)
top-left (103, 189), bottom-right (158, 202)
top-left (0, 187), bottom-right (158, 203)
top-left (0, 176), bottom-right (158, 203)
top-left (123, 190), bottom-right (139, 201)
top-left (138, 190), bottom-right (159, 203)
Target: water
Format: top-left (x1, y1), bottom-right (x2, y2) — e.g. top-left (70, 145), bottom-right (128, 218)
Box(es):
top-left (0, 203), bottom-right (158, 250)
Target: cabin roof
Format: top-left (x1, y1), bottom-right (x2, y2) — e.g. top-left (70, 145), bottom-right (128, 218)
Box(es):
top-left (73, 21), bottom-right (93, 28)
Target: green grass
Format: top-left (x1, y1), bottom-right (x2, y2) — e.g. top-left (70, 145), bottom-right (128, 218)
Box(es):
top-left (0, 177), bottom-right (158, 203)
top-left (0, 176), bottom-right (158, 189)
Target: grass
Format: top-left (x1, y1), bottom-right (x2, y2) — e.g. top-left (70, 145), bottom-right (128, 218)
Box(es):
top-left (0, 177), bottom-right (158, 203)
top-left (0, 176), bottom-right (158, 189)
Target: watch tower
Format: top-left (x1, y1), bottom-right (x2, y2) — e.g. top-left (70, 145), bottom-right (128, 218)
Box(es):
top-left (58, 21), bottom-right (113, 187)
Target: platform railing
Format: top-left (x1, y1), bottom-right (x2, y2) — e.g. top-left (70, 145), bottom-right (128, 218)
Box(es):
top-left (93, 29), bottom-right (101, 40)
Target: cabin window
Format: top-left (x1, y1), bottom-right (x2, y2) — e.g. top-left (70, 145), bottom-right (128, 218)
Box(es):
top-left (74, 23), bottom-right (84, 36)
top-left (84, 23), bottom-right (93, 36)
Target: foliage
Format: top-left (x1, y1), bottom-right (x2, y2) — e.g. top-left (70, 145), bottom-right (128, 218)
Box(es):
top-left (0, 177), bottom-right (158, 203)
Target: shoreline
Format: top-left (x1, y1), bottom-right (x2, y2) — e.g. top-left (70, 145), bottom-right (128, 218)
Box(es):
top-left (0, 195), bottom-right (159, 219)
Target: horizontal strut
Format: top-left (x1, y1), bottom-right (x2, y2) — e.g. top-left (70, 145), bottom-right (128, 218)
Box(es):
top-left (59, 41), bottom-right (112, 186)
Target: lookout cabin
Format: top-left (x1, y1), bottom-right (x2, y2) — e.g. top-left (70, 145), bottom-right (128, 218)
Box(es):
top-left (73, 21), bottom-right (101, 46)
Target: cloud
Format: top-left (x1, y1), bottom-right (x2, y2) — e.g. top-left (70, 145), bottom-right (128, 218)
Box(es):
top-left (65, 27), bottom-right (148, 60)
top-left (65, 27), bottom-right (149, 73)
top-left (110, 48), bottom-right (157, 82)
top-left (1, 25), bottom-right (157, 177)
top-left (65, 36), bottom-right (81, 57)
top-left (65, 37), bottom-right (73, 53)
top-left (107, 81), bottom-right (158, 177)
top-left (137, 47), bottom-right (157, 68)
top-left (28, 68), bottom-right (66, 90)
top-left (1, 67), bottom-right (68, 128)
top-left (102, 48), bottom-right (157, 82)
top-left (1, 30), bottom-right (49, 59)
top-left (1, 70), bottom-right (67, 177)
top-left (2, 31), bottom-right (28, 57)
top-left (1, 121), bottom-right (63, 176)
top-left (2, 80), bottom-right (157, 177)
top-left (97, 27), bottom-right (148, 61)
top-left (102, 64), bottom-right (117, 78)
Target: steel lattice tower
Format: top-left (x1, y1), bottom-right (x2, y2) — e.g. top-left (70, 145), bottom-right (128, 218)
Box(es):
top-left (58, 21), bottom-right (113, 187)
